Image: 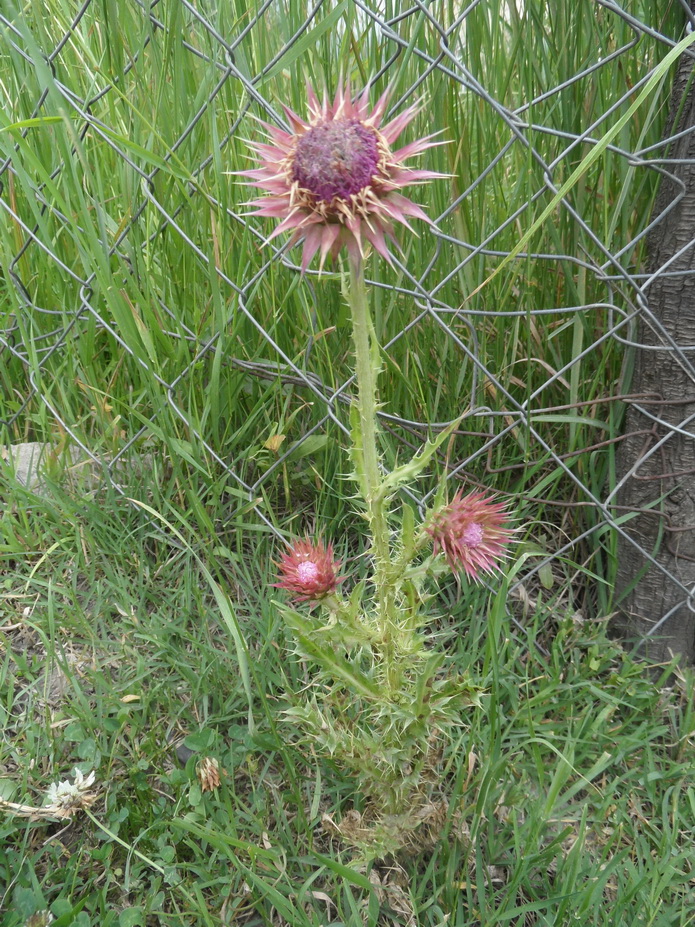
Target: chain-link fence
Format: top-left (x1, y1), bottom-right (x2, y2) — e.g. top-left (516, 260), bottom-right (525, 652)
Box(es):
top-left (1, 1), bottom-right (694, 655)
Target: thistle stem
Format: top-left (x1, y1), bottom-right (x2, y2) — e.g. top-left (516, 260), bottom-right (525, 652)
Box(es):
top-left (347, 256), bottom-right (393, 630)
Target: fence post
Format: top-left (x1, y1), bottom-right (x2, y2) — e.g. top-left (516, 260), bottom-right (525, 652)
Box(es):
top-left (614, 5), bottom-right (695, 663)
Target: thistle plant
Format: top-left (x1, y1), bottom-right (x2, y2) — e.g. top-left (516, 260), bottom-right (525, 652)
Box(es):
top-left (243, 81), bottom-right (513, 857)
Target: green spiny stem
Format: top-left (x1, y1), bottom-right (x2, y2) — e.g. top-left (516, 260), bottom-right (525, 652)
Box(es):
top-left (347, 257), bottom-right (394, 640)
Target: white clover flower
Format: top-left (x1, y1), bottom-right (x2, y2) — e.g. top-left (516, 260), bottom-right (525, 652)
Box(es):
top-left (25, 912), bottom-right (55, 927)
top-left (44, 767), bottom-right (97, 813)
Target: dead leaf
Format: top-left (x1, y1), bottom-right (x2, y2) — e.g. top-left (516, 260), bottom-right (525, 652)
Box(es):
top-left (264, 434), bottom-right (286, 454)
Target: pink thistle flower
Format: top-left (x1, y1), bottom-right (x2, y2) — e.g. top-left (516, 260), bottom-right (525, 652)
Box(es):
top-left (239, 81), bottom-right (445, 271)
top-left (425, 490), bottom-right (514, 582)
top-left (274, 537), bottom-right (344, 603)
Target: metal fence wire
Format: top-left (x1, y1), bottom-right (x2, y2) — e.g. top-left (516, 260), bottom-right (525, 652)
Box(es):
top-left (1, 1), bottom-right (694, 653)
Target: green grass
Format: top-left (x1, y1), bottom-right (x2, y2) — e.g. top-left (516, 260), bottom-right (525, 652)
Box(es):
top-left (2, 492), bottom-right (695, 925)
top-left (2, 0), bottom-right (694, 924)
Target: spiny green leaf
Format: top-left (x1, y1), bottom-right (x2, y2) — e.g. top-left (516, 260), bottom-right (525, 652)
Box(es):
top-left (278, 603), bottom-right (383, 700)
top-left (376, 413), bottom-right (466, 502)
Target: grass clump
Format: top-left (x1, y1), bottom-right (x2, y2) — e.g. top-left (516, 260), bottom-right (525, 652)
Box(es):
top-left (1, 486), bottom-right (695, 925)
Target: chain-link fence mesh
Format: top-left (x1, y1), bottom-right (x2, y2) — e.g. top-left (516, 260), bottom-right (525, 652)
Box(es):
top-left (1, 1), bottom-right (694, 650)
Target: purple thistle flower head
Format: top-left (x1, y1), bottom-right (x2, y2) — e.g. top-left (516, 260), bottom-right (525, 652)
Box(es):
top-left (426, 490), bottom-right (514, 582)
top-left (274, 537), bottom-right (344, 603)
top-left (239, 81), bottom-right (446, 271)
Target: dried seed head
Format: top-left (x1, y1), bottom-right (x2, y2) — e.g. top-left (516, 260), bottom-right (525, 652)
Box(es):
top-left (197, 756), bottom-right (222, 792)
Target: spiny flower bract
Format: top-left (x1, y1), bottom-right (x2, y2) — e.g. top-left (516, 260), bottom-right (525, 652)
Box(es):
top-left (426, 490), bottom-right (514, 581)
top-left (240, 81), bottom-right (444, 270)
top-left (274, 537), bottom-right (344, 603)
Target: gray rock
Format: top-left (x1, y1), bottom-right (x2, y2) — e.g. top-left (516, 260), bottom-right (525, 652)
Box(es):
top-left (1, 441), bottom-right (91, 492)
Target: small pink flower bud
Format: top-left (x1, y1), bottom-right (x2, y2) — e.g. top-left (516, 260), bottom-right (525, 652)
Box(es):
top-left (274, 538), bottom-right (344, 603)
top-left (426, 490), bottom-right (514, 581)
